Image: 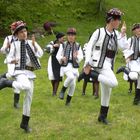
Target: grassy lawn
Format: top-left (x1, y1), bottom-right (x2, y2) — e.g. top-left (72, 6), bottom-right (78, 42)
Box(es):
top-left (1, 0), bottom-right (140, 139)
top-left (0, 32), bottom-right (140, 140)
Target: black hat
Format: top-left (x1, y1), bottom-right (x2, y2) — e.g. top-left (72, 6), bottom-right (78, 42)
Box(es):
top-left (106, 8), bottom-right (124, 23)
top-left (132, 23), bottom-right (140, 31)
top-left (56, 32), bottom-right (65, 39)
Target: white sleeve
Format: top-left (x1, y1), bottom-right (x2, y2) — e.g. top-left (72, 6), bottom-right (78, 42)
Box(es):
top-left (0, 37), bottom-right (9, 54)
top-left (122, 38), bottom-right (134, 59)
top-left (84, 29), bottom-right (99, 65)
top-left (6, 43), bottom-right (15, 63)
top-left (117, 31), bottom-right (130, 51)
top-left (56, 44), bottom-right (63, 64)
top-left (76, 46), bottom-right (83, 63)
top-left (127, 38), bottom-right (132, 49)
top-left (34, 42), bottom-right (43, 58)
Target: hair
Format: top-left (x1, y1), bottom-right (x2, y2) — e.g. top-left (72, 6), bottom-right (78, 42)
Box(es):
top-left (106, 14), bottom-right (121, 23)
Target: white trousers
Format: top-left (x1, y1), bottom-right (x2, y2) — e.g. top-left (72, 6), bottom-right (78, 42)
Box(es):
top-left (96, 58), bottom-right (118, 107)
top-left (64, 70), bottom-right (77, 97)
top-left (6, 64), bottom-right (15, 78)
top-left (12, 74), bottom-right (34, 116)
top-left (5, 64), bottom-right (20, 94)
top-left (127, 59), bottom-right (140, 89)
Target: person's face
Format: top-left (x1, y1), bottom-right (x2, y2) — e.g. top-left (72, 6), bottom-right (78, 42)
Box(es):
top-left (16, 28), bottom-right (27, 40)
top-left (67, 34), bottom-right (76, 43)
top-left (58, 36), bottom-right (65, 43)
top-left (111, 19), bottom-right (121, 29)
top-left (133, 28), bottom-right (140, 37)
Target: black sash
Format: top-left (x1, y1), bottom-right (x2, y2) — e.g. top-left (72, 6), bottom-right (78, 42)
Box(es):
top-left (18, 41), bottom-right (41, 70)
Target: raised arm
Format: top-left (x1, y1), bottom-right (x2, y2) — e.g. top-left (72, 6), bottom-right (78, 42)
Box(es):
top-left (76, 46), bottom-right (83, 63)
top-left (0, 37), bottom-right (10, 54)
top-left (33, 42), bottom-right (43, 58)
top-left (56, 44), bottom-right (64, 64)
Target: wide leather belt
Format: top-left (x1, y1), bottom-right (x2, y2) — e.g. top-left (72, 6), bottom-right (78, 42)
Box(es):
top-left (106, 50), bottom-right (115, 58)
top-left (68, 60), bottom-right (73, 63)
top-left (15, 66), bottom-right (34, 71)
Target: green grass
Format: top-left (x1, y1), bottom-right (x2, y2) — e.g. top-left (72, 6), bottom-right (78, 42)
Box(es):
top-left (1, 0), bottom-right (140, 139)
top-left (0, 37), bottom-right (140, 140)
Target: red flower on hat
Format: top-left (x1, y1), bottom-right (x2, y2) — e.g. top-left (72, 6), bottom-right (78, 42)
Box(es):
top-left (10, 21), bottom-right (26, 32)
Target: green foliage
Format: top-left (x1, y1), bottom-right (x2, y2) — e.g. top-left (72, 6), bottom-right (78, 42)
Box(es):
top-left (0, 0), bottom-right (107, 36)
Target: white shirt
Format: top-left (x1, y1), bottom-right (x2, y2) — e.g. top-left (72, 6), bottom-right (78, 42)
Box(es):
top-left (7, 39), bottom-right (43, 78)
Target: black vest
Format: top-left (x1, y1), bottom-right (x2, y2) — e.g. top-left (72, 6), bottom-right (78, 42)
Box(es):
top-left (130, 36), bottom-right (139, 60)
top-left (61, 41), bottom-right (80, 68)
top-left (98, 28), bottom-right (118, 69)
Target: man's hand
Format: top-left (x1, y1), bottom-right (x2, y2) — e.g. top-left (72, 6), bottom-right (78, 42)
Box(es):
top-left (32, 34), bottom-right (38, 52)
top-left (126, 56), bottom-right (132, 63)
top-left (73, 51), bottom-right (78, 59)
top-left (53, 44), bottom-right (59, 48)
top-left (11, 59), bottom-right (19, 64)
top-left (61, 57), bottom-right (67, 63)
top-left (121, 21), bottom-right (127, 35)
top-left (84, 64), bottom-right (91, 75)
top-left (32, 34), bottom-right (36, 47)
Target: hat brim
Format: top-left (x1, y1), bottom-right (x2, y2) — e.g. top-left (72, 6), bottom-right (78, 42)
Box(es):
top-left (56, 33), bottom-right (65, 39)
top-left (13, 26), bottom-right (27, 35)
top-left (67, 32), bottom-right (76, 35)
top-left (132, 26), bottom-right (140, 31)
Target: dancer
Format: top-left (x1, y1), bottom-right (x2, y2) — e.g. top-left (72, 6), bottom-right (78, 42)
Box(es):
top-left (0, 21), bottom-right (43, 132)
top-left (56, 28), bottom-right (83, 106)
top-left (45, 32), bottom-right (65, 96)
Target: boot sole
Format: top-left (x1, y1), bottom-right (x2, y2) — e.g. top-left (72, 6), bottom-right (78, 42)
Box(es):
top-left (59, 97), bottom-right (64, 100)
top-left (20, 125), bottom-right (32, 133)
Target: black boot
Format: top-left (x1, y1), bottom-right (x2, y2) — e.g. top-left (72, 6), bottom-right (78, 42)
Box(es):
top-left (65, 95), bottom-right (72, 106)
top-left (90, 70), bottom-right (99, 81)
top-left (98, 106), bottom-right (109, 125)
top-left (0, 73), bottom-right (7, 79)
top-left (20, 115), bottom-right (32, 133)
top-left (82, 92), bottom-right (86, 96)
top-left (59, 86), bottom-right (67, 99)
top-left (0, 78), bottom-right (13, 90)
top-left (133, 89), bottom-right (140, 105)
top-left (116, 66), bottom-right (130, 74)
top-left (14, 93), bottom-right (20, 109)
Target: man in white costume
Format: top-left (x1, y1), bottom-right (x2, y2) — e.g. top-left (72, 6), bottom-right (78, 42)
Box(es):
top-left (79, 8), bottom-right (128, 124)
top-left (117, 23), bottom-right (140, 105)
top-left (0, 21), bottom-right (43, 132)
top-left (56, 28), bottom-right (83, 106)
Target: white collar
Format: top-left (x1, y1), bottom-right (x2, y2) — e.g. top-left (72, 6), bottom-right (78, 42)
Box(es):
top-left (18, 39), bottom-right (28, 44)
top-left (105, 28), bottom-right (115, 37)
